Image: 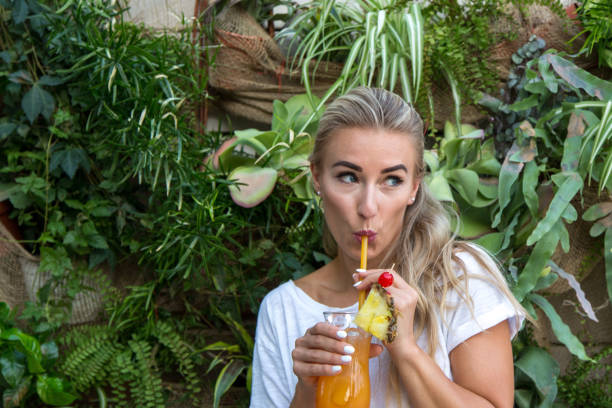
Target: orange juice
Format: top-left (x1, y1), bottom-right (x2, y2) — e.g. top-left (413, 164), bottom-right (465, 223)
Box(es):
top-left (316, 328), bottom-right (371, 408)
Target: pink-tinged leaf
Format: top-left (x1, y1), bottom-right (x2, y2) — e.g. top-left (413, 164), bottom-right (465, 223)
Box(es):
top-left (544, 53), bottom-right (612, 101)
top-left (547, 261), bottom-right (598, 322)
top-left (211, 137), bottom-right (237, 169)
top-left (228, 167), bottom-right (278, 208)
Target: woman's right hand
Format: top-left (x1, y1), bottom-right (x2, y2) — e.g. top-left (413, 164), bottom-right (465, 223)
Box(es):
top-left (291, 323), bottom-right (383, 388)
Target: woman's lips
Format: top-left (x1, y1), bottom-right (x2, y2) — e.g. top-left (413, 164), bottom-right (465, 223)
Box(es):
top-left (353, 230), bottom-right (376, 244)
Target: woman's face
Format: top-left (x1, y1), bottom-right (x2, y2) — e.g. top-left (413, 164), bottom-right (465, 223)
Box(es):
top-left (312, 127), bottom-right (421, 267)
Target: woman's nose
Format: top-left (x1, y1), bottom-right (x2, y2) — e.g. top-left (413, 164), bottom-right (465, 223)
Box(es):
top-left (357, 186), bottom-right (377, 219)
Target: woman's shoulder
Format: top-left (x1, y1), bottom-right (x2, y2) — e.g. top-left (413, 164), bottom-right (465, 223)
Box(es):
top-left (451, 242), bottom-right (500, 278)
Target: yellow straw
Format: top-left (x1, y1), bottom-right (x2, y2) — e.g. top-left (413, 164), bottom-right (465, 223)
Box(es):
top-left (358, 236), bottom-right (367, 309)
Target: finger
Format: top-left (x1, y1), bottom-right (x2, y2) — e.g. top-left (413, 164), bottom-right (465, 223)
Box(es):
top-left (292, 347), bottom-right (353, 366)
top-left (296, 333), bottom-right (356, 356)
top-left (353, 268), bottom-right (399, 291)
top-left (386, 285), bottom-right (418, 311)
top-left (308, 322), bottom-right (350, 340)
top-left (293, 361), bottom-right (343, 377)
top-left (369, 343), bottom-right (384, 358)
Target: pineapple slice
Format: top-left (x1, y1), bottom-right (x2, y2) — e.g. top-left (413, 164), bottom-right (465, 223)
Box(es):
top-left (354, 283), bottom-right (398, 342)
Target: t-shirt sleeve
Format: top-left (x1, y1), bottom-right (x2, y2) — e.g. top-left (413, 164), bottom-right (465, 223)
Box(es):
top-left (444, 250), bottom-right (524, 353)
top-left (250, 294), bottom-right (293, 408)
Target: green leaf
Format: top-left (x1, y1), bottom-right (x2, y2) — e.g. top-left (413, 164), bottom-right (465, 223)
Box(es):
top-left (514, 389), bottom-right (534, 408)
top-left (522, 160), bottom-right (540, 218)
top-left (0, 330), bottom-right (43, 373)
top-left (508, 94), bottom-right (539, 112)
top-left (3, 376), bottom-right (32, 407)
top-left (36, 374), bottom-right (78, 406)
top-left (544, 53), bottom-right (612, 101)
top-left (514, 347), bottom-right (559, 407)
top-left (606, 228), bottom-right (612, 304)
top-left (213, 360), bottom-right (247, 408)
top-left (228, 167), bottom-right (278, 208)
top-left (475, 232), bottom-right (504, 254)
top-left (425, 173), bottom-right (454, 203)
top-left (13, 0), bottom-right (29, 24)
top-left (21, 85), bottom-right (55, 123)
top-left (528, 294), bottom-right (592, 362)
top-left (446, 169), bottom-right (479, 203)
top-left (493, 142), bottom-right (525, 228)
top-left (50, 148), bottom-right (90, 179)
top-left (526, 173), bottom-right (582, 246)
top-left (0, 355), bottom-right (25, 388)
top-left (39, 247), bottom-right (72, 278)
top-left (513, 225), bottom-right (560, 301)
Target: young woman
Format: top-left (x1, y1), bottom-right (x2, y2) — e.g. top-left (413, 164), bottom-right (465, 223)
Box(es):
top-left (250, 87), bottom-right (525, 408)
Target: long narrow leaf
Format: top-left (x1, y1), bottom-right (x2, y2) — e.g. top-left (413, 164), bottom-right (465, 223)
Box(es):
top-left (389, 53), bottom-right (399, 93)
top-left (528, 293), bottom-right (592, 362)
top-left (378, 34), bottom-right (388, 88)
top-left (213, 360), bottom-right (247, 408)
top-left (398, 56), bottom-right (412, 103)
top-left (606, 227), bottom-right (612, 304)
top-left (513, 225), bottom-right (560, 301)
top-left (408, 3), bottom-right (424, 99)
top-left (522, 160), bottom-right (540, 218)
top-left (545, 53), bottom-right (612, 101)
top-left (526, 173), bottom-right (582, 246)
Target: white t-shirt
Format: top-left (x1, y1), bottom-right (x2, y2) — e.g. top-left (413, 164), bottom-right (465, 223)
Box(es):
top-left (250, 249), bottom-right (523, 408)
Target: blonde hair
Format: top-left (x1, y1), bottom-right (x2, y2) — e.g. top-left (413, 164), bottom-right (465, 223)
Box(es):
top-left (311, 87), bottom-right (528, 405)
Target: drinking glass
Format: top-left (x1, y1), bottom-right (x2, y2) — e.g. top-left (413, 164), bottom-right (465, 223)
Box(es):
top-left (316, 312), bottom-right (371, 408)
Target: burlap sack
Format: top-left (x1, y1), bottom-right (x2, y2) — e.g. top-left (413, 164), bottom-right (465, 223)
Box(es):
top-left (0, 222), bottom-right (103, 324)
top-left (207, 5), bottom-right (343, 125)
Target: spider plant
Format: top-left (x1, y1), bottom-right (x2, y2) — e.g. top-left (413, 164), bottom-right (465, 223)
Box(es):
top-left (277, 0), bottom-right (424, 108)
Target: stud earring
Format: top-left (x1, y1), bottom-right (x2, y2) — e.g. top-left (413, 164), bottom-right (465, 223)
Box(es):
top-left (316, 190), bottom-right (321, 196)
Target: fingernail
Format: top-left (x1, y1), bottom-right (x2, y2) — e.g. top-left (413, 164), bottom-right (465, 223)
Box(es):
top-left (341, 355), bottom-right (352, 362)
top-left (353, 281), bottom-right (361, 287)
top-left (337, 330), bottom-right (347, 338)
top-left (344, 345), bottom-right (355, 354)
top-left (352, 273), bottom-right (359, 281)
top-left (332, 365), bottom-right (342, 373)
top-left (355, 268), bottom-right (366, 273)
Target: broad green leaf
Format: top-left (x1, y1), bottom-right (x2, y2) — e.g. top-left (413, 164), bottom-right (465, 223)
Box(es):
top-left (561, 113), bottom-right (585, 172)
top-left (0, 330), bottom-right (43, 373)
top-left (21, 85), bottom-right (54, 123)
top-left (228, 167), bottom-right (278, 208)
top-left (528, 294), bottom-right (592, 362)
top-left (3, 375), bottom-right (31, 407)
top-left (508, 94), bottom-right (539, 112)
top-left (513, 225), bottom-right (560, 301)
top-left (424, 150), bottom-right (439, 172)
top-left (514, 389), bottom-right (534, 408)
top-left (50, 148), bottom-right (90, 179)
top-left (13, 0), bottom-right (28, 24)
top-left (526, 173), bottom-right (582, 246)
top-left (447, 169), bottom-right (479, 203)
top-left (544, 53), bottom-right (612, 101)
top-left (213, 360), bottom-right (247, 408)
top-left (36, 374), bottom-right (78, 406)
top-left (514, 347), bottom-right (559, 407)
top-left (493, 142), bottom-right (525, 228)
top-left (0, 355), bottom-right (25, 388)
top-left (425, 173), bottom-right (454, 203)
top-left (475, 232), bottom-right (504, 254)
top-left (522, 160), bottom-right (540, 218)
top-left (606, 228), bottom-right (612, 304)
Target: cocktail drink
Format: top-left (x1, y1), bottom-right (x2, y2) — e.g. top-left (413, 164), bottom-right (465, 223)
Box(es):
top-left (316, 312), bottom-right (371, 408)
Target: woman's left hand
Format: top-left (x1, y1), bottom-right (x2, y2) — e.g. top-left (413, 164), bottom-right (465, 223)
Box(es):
top-left (353, 268), bottom-right (420, 357)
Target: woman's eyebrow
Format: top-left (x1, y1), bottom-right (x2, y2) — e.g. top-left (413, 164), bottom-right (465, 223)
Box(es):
top-left (382, 164), bottom-right (408, 174)
top-left (332, 161), bottom-right (362, 171)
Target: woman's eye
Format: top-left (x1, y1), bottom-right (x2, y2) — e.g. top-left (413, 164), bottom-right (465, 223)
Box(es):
top-left (384, 176), bottom-right (403, 186)
top-left (338, 172), bottom-right (358, 183)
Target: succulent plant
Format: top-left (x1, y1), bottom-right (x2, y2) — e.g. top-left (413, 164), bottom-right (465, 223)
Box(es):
top-left (210, 94), bottom-right (322, 208)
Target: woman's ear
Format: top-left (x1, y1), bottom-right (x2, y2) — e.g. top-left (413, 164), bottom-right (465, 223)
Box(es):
top-left (310, 162), bottom-right (321, 193)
